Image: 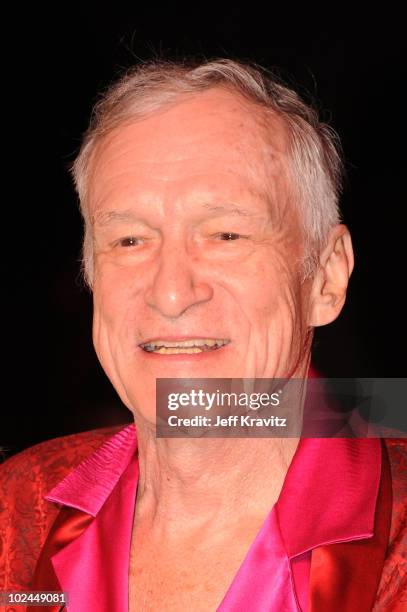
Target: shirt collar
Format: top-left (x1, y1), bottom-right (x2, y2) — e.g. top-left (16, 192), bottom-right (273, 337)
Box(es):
top-left (44, 424), bottom-right (138, 516)
top-left (276, 437), bottom-right (382, 558)
top-left (44, 424), bottom-right (382, 557)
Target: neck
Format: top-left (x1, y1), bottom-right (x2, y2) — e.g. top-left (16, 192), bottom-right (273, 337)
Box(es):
top-left (132, 358), bottom-right (311, 542)
top-left (133, 426), bottom-right (300, 541)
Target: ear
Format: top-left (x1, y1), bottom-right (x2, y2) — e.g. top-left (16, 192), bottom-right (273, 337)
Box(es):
top-left (308, 224), bottom-right (354, 327)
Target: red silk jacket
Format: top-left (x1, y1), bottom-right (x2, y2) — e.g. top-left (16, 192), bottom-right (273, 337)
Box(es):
top-left (0, 426), bottom-right (406, 611)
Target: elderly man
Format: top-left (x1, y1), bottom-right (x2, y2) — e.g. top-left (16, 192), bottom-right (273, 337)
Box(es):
top-left (1, 58), bottom-right (405, 611)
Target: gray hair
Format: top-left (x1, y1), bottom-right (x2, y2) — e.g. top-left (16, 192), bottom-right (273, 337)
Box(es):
top-left (71, 58), bottom-right (344, 288)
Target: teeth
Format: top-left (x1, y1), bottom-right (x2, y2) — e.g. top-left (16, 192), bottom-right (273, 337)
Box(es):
top-left (154, 347), bottom-right (205, 354)
top-left (140, 338), bottom-right (229, 353)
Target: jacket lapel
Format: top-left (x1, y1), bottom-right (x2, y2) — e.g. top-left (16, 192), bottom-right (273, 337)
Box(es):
top-left (276, 437), bottom-right (386, 610)
top-left (30, 424), bottom-right (138, 612)
top-left (29, 507), bottom-right (94, 611)
top-left (308, 439), bottom-right (392, 611)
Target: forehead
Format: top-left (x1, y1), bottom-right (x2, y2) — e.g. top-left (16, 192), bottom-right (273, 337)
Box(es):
top-left (87, 87), bottom-right (291, 214)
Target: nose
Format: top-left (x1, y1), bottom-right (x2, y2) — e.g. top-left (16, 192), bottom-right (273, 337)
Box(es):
top-left (144, 237), bottom-right (213, 318)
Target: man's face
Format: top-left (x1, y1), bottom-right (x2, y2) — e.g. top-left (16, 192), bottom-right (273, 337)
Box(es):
top-left (88, 88), bottom-right (312, 421)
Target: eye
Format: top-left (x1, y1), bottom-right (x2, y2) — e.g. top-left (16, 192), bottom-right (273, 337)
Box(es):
top-left (117, 236), bottom-right (142, 247)
top-left (216, 232), bottom-right (245, 241)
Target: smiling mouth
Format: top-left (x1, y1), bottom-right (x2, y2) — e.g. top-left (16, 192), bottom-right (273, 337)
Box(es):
top-left (139, 338), bottom-right (230, 354)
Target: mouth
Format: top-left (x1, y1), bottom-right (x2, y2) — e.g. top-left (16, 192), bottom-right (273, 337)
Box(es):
top-left (139, 338), bottom-right (231, 355)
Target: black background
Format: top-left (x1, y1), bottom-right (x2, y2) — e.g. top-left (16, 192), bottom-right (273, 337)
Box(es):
top-left (3, 8), bottom-right (405, 458)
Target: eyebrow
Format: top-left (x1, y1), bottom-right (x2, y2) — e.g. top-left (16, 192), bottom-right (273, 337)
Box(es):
top-left (92, 202), bottom-right (264, 227)
top-left (200, 202), bottom-right (260, 217)
top-left (93, 210), bottom-right (140, 227)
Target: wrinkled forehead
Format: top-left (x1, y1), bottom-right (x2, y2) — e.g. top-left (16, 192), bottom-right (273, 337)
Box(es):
top-left (87, 87), bottom-right (292, 215)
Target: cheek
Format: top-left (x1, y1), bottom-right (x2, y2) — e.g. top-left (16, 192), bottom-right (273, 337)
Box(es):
top-left (243, 261), bottom-right (305, 353)
top-left (92, 273), bottom-right (135, 355)
top-left (243, 258), bottom-right (299, 319)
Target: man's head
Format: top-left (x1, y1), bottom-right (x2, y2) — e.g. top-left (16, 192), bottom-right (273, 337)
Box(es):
top-left (71, 58), bottom-right (353, 424)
